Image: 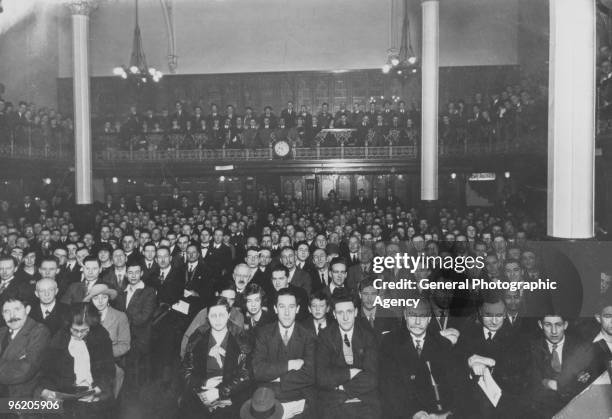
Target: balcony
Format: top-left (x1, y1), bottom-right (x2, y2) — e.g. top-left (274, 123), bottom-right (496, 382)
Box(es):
top-left (0, 126), bottom-right (546, 176)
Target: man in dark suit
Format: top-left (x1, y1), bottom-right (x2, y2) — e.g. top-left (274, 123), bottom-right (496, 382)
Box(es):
top-left (526, 313), bottom-right (593, 418)
top-left (150, 246), bottom-right (186, 380)
top-left (182, 244), bottom-right (216, 316)
top-left (62, 243), bottom-right (82, 285)
top-left (315, 288), bottom-right (381, 419)
top-left (252, 248), bottom-right (273, 299)
top-left (380, 299), bottom-right (458, 418)
top-left (351, 189), bottom-right (371, 212)
top-left (207, 228), bottom-right (233, 278)
top-left (122, 234), bottom-right (143, 267)
top-left (17, 195), bottom-right (40, 223)
top-left (30, 277), bottom-right (69, 336)
top-left (502, 289), bottom-right (539, 339)
top-left (300, 290), bottom-right (335, 337)
top-left (455, 292), bottom-right (530, 418)
top-left (0, 256), bottom-right (32, 308)
top-left (281, 101), bottom-right (297, 128)
top-left (310, 248), bottom-right (330, 294)
top-left (252, 287), bottom-right (316, 417)
top-left (116, 262), bottom-right (157, 386)
top-left (0, 296), bottom-right (50, 398)
top-left (140, 242), bottom-right (159, 287)
top-left (101, 248), bottom-right (129, 291)
top-left (357, 279), bottom-right (401, 342)
top-left (346, 247), bottom-right (375, 292)
top-left (61, 256), bottom-right (108, 305)
top-left (280, 247), bottom-right (313, 296)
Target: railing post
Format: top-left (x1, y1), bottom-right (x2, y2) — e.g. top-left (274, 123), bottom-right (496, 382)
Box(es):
top-left (199, 147), bottom-right (203, 161)
top-left (316, 143), bottom-right (320, 159)
top-left (463, 137), bottom-right (468, 154)
top-left (269, 143), bottom-right (273, 160)
top-left (175, 140), bottom-right (180, 160)
top-left (44, 144), bottom-right (49, 159)
top-left (340, 142), bottom-right (344, 159)
top-left (222, 145), bottom-right (226, 159)
top-left (129, 142), bottom-right (134, 160)
top-left (10, 134), bottom-right (14, 156)
top-left (364, 143), bottom-right (368, 158)
top-left (389, 143), bottom-right (393, 157)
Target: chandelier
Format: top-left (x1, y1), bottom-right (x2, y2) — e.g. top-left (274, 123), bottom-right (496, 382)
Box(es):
top-left (113, 0), bottom-right (162, 84)
top-left (382, 0), bottom-right (417, 76)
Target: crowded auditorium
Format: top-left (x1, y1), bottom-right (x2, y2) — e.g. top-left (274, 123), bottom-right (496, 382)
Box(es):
top-left (0, 0), bottom-right (611, 418)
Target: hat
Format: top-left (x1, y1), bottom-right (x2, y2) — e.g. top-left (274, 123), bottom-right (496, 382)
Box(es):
top-left (240, 387), bottom-right (283, 419)
top-left (83, 283), bottom-right (118, 302)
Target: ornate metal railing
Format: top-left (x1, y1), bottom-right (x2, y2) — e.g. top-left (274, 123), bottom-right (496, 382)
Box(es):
top-left (0, 126), bottom-right (545, 162)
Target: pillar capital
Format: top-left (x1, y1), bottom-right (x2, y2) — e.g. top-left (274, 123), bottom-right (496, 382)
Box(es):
top-left (67, 0), bottom-right (98, 16)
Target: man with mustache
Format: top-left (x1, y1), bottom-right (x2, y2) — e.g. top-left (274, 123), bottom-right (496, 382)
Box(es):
top-left (0, 295), bottom-right (50, 399)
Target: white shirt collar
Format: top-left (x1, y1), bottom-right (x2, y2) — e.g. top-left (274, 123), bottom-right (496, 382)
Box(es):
top-left (410, 332), bottom-right (426, 346)
top-left (593, 331), bottom-right (612, 351)
top-left (41, 301), bottom-right (56, 313)
top-left (547, 337), bottom-right (565, 353)
top-left (483, 327), bottom-right (497, 340)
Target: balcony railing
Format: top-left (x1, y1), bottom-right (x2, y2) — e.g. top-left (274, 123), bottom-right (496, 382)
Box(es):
top-left (0, 126), bottom-right (546, 163)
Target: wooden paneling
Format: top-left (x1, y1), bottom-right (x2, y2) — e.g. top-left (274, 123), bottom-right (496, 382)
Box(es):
top-left (57, 66), bottom-right (519, 119)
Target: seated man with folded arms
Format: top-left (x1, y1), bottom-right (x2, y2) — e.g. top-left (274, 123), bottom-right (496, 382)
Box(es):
top-left (316, 288), bottom-right (381, 419)
top-left (252, 287), bottom-right (315, 418)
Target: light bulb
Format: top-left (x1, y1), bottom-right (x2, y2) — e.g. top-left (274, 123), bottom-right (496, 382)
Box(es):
top-left (112, 177), bottom-right (118, 183)
top-left (382, 64), bottom-right (391, 74)
top-left (148, 67), bottom-right (156, 76)
top-left (113, 67), bottom-right (124, 76)
top-left (408, 56), bottom-right (417, 65)
top-left (130, 66), bottom-right (139, 74)
top-left (390, 57), bottom-right (400, 66)
top-left (121, 73), bottom-right (128, 79)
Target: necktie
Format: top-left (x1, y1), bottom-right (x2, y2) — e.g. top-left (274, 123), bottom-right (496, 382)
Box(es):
top-left (189, 265), bottom-right (194, 274)
top-left (551, 344), bottom-right (562, 373)
top-left (487, 331), bottom-right (493, 342)
top-left (147, 263), bottom-right (152, 270)
top-left (343, 334), bottom-right (353, 365)
top-left (0, 280), bottom-right (9, 294)
top-left (439, 310), bottom-right (446, 330)
top-left (282, 328), bottom-right (290, 346)
top-left (368, 315), bottom-right (375, 328)
top-left (320, 272), bottom-right (326, 285)
top-left (44, 310), bottom-right (51, 319)
top-left (317, 323), bottom-right (322, 335)
top-left (415, 339), bottom-right (423, 357)
top-left (159, 271), bottom-right (165, 283)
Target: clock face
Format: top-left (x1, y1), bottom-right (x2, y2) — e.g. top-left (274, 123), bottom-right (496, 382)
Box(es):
top-left (274, 141), bottom-right (290, 157)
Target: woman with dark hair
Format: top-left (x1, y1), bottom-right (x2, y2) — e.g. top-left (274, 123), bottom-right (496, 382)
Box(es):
top-left (181, 296), bottom-right (251, 418)
top-left (37, 303), bottom-right (115, 419)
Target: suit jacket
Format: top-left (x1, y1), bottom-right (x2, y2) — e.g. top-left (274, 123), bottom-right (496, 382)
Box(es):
top-left (288, 268), bottom-right (313, 295)
top-left (149, 267), bottom-right (184, 306)
top-left (357, 307), bottom-right (401, 343)
top-left (29, 301), bottom-right (70, 337)
top-left (346, 264), bottom-right (375, 292)
top-left (141, 261), bottom-right (159, 288)
top-left (60, 281), bottom-right (92, 305)
top-left (183, 260), bottom-right (216, 314)
top-left (380, 327), bottom-right (457, 418)
top-left (251, 267), bottom-right (273, 298)
top-left (455, 322), bottom-right (530, 418)
top-left (207, 244), bottom-right (233, 277)
top-left (300, 315), bottom-right (336, 337)
top-left (252, 321), bottom-right (316, 403)
top-left (0, 317), bottom-right (50, 398)
top-left (315, 322), bottom-right (381, 416)
top-left (116, 285), bottom-right (157, 354)
top-left (101, 268), bottom-right (129, 292)
top-left (527, 334), bottom-right (590, 418)
top-left (101, 306), bottom-right (131, 359)
top-left (62, 262), bottom-right (82, 285)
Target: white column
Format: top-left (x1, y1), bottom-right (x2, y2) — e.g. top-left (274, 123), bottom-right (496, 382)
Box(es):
top-left (69, 1), bottom-right (95, 204)
top-left (547, 0), bottom-right (595, 238)
top-left (420, 0), bottom-right (439, 201)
